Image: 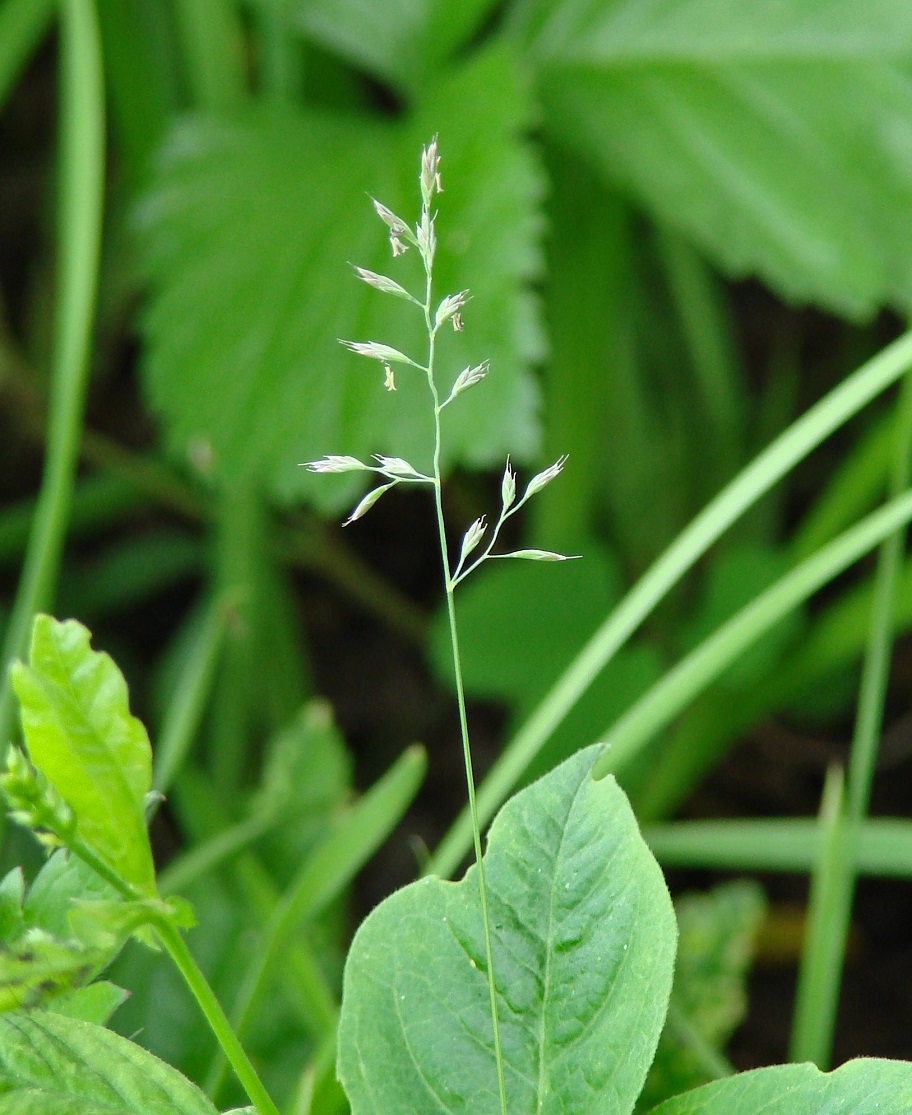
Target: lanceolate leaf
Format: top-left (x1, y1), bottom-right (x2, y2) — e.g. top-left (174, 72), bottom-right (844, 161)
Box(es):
top-left (137, 45), bottom-right (543, 509)
top-left (513, 0), bottom-right (912, 315)
top-left (11, 616), bottom-right (156, 894)
top-left (0, 1009), bottom-right (220, 1114)
top-left (648, 1057), bottom-right (912, 1114)
top-left (338, 746), bottom-right (676, 1113)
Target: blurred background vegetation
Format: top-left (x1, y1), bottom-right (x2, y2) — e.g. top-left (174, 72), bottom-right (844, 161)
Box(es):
top-left (3, 1), bottom-right (912, 1110)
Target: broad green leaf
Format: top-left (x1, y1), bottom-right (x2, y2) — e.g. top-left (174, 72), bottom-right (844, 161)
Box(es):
top-left (11, 616), bottom-right (156, 893)
top-left (137, 45), bottom-right (543, 508)
top-left (291, 0), bottom-right (501, 94)
top-left (648, 1057), bottom-right (912, 1115)
top-left (0, 1009), bottom-right (219, 1114)
top-left (638, 882), bottom-right (765, 1111)
top-left (513, 0), bottom-right (912, 315)
top-left (338, 745), bottom-right (676, 1113)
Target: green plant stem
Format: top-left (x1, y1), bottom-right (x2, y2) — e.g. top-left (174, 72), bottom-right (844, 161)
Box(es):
top-left (423, 278), bottom-right (508, 1113)
top-left (154, 917), bottom-right (280, 1115)
top-left (59, 824), bottom-right (278, 1113)
top-left (789, 766), bottom-right (847, 1065)
top-left (171, 764), bottom-right (338, 1038)
top-left (0, 0), bottom-right (104, 752)
top-left (430, 328), bottom-right (912, 879)
top-left (791, 368), bottom-right (912, 1067)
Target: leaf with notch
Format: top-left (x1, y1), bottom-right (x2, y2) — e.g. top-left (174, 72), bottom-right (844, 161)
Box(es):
top-left (338, 745), bottom-right (676, 1113)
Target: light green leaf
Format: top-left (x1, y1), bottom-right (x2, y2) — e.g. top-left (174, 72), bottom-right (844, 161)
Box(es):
top-left (48, 980), bottom-right (128, 1025)
top-left (338, 745), bottom-right (676, 1113)
top-left (291, 0), bottom-right (501, 94)
top-left (648, 1057), bottom-right (912, 1115)
top-left (11, 616), bottom-right (156, 893)
top-left (0, 1009), bottom-right (219, 1114)
top-left (137, 45), bottom-right (543, 508)
top-left (514, 0), bottom-right (912, 315)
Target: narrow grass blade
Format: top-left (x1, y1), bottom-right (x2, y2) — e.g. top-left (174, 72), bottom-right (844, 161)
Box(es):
top-left (644, 818), bottom-right (912, 878)
top-left (0, 0), bottom-right (105, 751)
top-left (431, 330), bottom-right (912, 877)
top-left (157, 808), bottom-right (283, 897)
top-left (589, 489), bottom-right (912, 785)
top-left (791, 362), bottom-right (912, 1067)
top-left (172, 0), bottom-right (246, 109)
top-left (789, 767), bottom-right (849, 1066)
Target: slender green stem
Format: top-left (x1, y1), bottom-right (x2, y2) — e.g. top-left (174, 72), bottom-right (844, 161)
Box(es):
top-left (154, 918), bottom-right (280, 1115)
top-left (421, 251), bottom-right (508, 1114)
top-left (0, 0), bottom-right (105, 752)
top-left (172, 0), bottom-right (246, 110)
top-left (255, 0), bottom-right (299, 101)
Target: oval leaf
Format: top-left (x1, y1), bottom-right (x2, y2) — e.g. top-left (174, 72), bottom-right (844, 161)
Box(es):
top-left (338, 745), bottom-right (676, 1113)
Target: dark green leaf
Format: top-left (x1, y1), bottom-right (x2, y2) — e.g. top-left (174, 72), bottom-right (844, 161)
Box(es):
top-left (338, 746), bottom-right (676, 1113)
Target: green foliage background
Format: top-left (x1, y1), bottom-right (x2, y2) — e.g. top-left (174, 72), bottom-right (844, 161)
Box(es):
top-left (4, 0), bottom-right (912, 1110)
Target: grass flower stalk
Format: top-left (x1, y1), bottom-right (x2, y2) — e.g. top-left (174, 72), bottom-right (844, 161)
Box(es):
top-left (305, 138), bottom-right (575, 1115)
